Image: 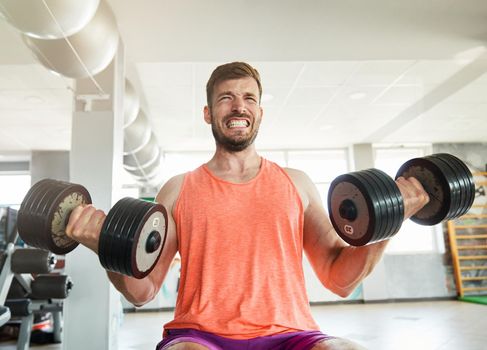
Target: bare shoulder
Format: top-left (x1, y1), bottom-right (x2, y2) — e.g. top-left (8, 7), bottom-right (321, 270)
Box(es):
top-left (283, 167), bottom-right (316, 209)
top-left (155, 173), bottom-right (186, 214)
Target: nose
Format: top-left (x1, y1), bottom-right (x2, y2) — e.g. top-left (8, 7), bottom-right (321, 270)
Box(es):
top-left (232, 96), bottom-right (246, 114)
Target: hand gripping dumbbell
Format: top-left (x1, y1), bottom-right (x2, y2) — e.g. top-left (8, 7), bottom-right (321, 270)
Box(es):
top-left (17, 179), bottom-right (168, 279)
top-left (328, 153), bottom-right (475, 246)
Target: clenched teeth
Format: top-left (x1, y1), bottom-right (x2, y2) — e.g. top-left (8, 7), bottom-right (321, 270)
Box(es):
top-left (227, 120), bottom-right (249, 128)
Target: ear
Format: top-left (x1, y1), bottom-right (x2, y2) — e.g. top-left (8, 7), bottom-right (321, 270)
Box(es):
top-left (203, 105), bottom-right (211, 124)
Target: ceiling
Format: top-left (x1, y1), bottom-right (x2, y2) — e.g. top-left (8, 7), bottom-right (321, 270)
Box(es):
top-left (0, 0), bottom-right (486, 159)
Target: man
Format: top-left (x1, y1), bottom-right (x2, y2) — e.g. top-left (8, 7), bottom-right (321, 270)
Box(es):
top-left (66, 62), bottom-right (429, 350)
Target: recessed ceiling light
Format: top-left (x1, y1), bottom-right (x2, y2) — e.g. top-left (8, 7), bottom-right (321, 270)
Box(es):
top-left (25, 95), bottom-right (44, 104)
top-left (261, 93), bottom-right (274, 102)
top-left (349, 92), bottom-right (367, 100)
top-left (319, 124), bottom-right (333, 131)
top-left (453, 46), bottom-right (486, 66)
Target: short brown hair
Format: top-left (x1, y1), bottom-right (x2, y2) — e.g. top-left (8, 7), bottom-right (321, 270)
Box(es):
top-left (206, 62), bottom-right (262, 108)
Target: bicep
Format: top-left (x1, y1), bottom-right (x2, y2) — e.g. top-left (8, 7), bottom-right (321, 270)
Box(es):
top-left (145, 211), bottom-right (178, 291)
top-left (300, 174), bottom-right (346, 284)
top-left (146, 175), bottom-right (183, 290)
top-left (303, 197), bottom-right (344, 274)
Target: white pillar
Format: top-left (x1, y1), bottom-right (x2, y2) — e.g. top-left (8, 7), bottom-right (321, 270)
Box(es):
top-left (352, 143), bottom-right (389, 301)
top-left (30, 151), bottom-right (70, 184)
top-left (63, 43), bottom-right (125, 350)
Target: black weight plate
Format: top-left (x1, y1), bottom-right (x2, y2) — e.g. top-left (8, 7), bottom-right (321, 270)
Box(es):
top-left (367, 169), bottom-right (404, 241)
top-left (450, 154), bottom-right (475, 216)
top-left (99, 199), bottom-right (130, 274)
top-left (109, 200), bottom-right (135, 276)
top-left (18, 179), bottom-right (52, 250)
top-left (100, 198), bottom-right (148, 276)
top-left (121, 199), bottom-right (150, 277)
top-left (18, 179), bottom-right (91, 254)
top-left (99, 199), bottom-right (128, 273)
top-left (384, 172), bottom-right (405, 240)
top-left (124, 200), bottom-right (155, 277)
top-left (423, 155), bottom-right (460, 221)
top-left (32, 181), bottom-right (57, 250)
top-left (130, 201), bottom-right (168, 278)
top-left (438, 153), bottom-right (475, 217)
top-left (25, 180), bottom-right (68, 251)
top-left (429, 154), bottom-right (466, 220)
top-left (396, 157), bottom-right (450, 225)
top-left (122, 199), bottom-right (149, 277)
top-left (328, 171), bottom-right (379, 246)
top-left (374, 171), bottom-right (404, 240)
top-left (353, 171), bottom-right (386, 243)
top-left (431, 154), bottom-right (467, 220)
top-left (358, 170), bottom-right (391, 243)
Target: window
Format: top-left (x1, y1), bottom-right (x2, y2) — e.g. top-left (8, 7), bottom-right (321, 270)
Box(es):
top-left (287, 149), bottom-right (349, 205)
top-left (157, 149), bottom-right (349, 207)
top-left (0, 174), bottom-right (31, 208)
top-left (160, 151), bottom-right (214, 182)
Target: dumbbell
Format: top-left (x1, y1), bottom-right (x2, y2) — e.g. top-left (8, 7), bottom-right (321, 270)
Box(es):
top-left (328, 153), bottom-right (475, 246)
top-left (17, 179), bottom-right (168, 279)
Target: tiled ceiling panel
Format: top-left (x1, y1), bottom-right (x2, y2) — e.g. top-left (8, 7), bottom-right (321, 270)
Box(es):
top-left (0, 0), bottom-right (486, 157)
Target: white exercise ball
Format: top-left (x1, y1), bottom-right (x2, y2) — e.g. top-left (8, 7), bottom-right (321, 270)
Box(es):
top-left (124, 79), bottom-right (140, 128)
top-left (22, 0), bottom-right (119, 78)
top-left (124, 110), bottom-right (152, 154)
top-left (123, 133), bottom-right (160, 170)
top-left (124, 157), bottom-right (160, 178)
top-left (0, 0), bottom-right (100, 39)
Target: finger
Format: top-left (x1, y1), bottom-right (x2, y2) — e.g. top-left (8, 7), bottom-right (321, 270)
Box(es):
top-left (84, 210), bottom-right (106, 253)
top-left (86, 210), bottom-right (106, 237)
top-left (70, 205), bottom-right (97, 238)
top-left (405, 176), bottom-right (426, 193)
top-left (65, 204), bottom-right (92, 235)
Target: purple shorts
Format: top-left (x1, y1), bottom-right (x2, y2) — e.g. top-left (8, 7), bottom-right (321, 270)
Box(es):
top-left (156, 328), bottom-right (333, 350)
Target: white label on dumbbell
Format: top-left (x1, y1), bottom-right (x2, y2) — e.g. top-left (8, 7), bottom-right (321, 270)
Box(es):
top-left (153, 217), bottom-right (160, 227)
top-left (135, 211), bottom-right (166, 272)
top-left (344, 225), bottom-right (354, 235)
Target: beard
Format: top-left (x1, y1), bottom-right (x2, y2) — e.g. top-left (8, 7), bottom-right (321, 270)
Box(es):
top-left (210, 112), bottom-right (260, 153)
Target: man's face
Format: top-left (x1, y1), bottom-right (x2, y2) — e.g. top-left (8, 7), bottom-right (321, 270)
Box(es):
top-left (204, 77), bottom-right (263, 152)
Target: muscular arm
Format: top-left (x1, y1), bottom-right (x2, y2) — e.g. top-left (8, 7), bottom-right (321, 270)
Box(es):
top-left (286, 168), bottom-right (429, 297)
top-left (66, 174), bottom-right (184, 306)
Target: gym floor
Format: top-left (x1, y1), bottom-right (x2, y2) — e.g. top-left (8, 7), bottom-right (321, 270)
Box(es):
top-left (0, 299), bottom-right (484, 350)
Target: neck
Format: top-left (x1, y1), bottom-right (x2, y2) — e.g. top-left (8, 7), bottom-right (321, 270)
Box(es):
top-left (206, 144), bottom-right (262, 182)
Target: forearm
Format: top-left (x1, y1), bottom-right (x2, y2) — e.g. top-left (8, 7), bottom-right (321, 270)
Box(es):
top-left (107, 271), bottom-right (158, 306)
top-left (326, 240), bottom-right (389, 297)
top-left (105, 242), bottom-right (177, 306)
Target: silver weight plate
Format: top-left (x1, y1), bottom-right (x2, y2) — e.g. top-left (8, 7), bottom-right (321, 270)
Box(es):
top-left (134, 211), bottom-right (166, 274)
top-left (329, 181), bottom-right (371, 242)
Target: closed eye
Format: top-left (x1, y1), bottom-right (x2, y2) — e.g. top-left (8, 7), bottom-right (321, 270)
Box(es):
top-left (218, 95), bottom-right (231, 101)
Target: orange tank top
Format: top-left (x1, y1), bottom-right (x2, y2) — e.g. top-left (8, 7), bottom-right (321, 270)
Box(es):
top-left (164, 158), bottom-right (319, 339)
